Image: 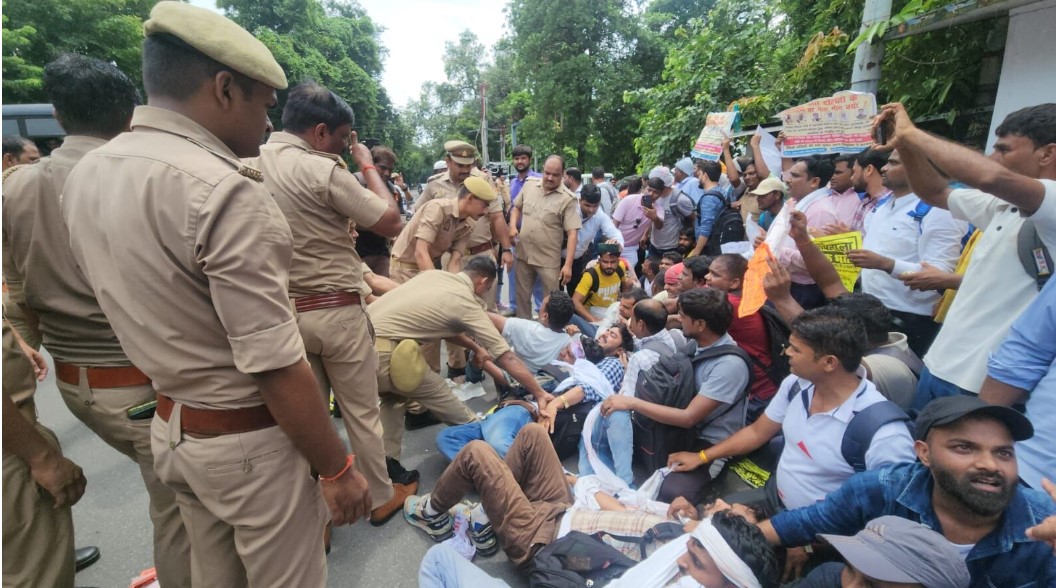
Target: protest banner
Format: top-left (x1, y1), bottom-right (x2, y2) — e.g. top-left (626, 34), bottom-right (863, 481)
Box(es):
top-left (691, 108), bottom-right (741, 161)
top-left (812, 231), bottom-right (863, 291)
top-left (778, 91), bottom-right (876, 157)
top-left (739, 243), bottom-right (774, 318)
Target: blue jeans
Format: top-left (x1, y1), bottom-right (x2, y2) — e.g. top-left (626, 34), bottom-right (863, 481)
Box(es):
top-left (570, 314), bottom-right (599, 339)
top-left (419, 544), bottom-right (511, 588)
top-left (912, 366), bottom-right (975, 413)
top-left (436, 405), bottom-right (534, 460)
top-left (578, 410), bottom-right (635, 487)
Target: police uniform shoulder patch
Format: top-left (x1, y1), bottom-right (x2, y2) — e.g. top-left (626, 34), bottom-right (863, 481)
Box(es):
top-left (2, 164), bottom-right (27, 184)
top-left (238, 165), bottom-right (264, 182)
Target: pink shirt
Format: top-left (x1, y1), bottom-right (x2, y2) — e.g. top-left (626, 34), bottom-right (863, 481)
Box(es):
top-left (612, 193), bottom-right (655, 247)
top-left (829, 187), bottom-right (861, 228)
top-left (777, 188), bottom-right (840, 284)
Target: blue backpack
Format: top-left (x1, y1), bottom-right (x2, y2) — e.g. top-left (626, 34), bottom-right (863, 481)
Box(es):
top-left (778, 381), bottom-right (912, 472)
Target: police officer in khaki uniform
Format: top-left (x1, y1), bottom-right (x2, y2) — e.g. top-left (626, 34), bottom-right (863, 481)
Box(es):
top-left (1, 54), bottom-right (192, 586)
top-left (389, 176), bottom-right (493, 284)
top-left (509, 155), bottom-right (582, 319)
top-left (367, 257), bottom-right (555, 460)
top-left (61, 4), bottom-right (369, 586)
top-left (2, 318), bottom-right (84, 588)
top-left (417, 142), bottom-right (516, 379)
top-left (248, 81), bottom-right (410, 525)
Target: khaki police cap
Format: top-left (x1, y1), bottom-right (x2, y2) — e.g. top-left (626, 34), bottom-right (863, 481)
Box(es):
top-left (463, 176), bottom-right (497, 202)
top-left (144, 1), bottom-right (288, 90)
top-left (444, 140), bottom-right (478, 165)
top-left (390, 340), bottom-right (429, 393)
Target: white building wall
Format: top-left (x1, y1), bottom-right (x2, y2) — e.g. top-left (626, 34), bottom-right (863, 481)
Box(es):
top-left (986, 0), bottom-right (1056, 151)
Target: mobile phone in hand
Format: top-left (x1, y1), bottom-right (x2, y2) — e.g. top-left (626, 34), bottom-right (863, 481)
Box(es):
top-left (642, 194), bottom-right (653, 208)
top-left (874, 117), bottom-right (894, 145)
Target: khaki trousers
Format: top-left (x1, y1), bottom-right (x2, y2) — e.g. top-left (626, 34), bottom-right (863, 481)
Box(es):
top-left (297, 304), bottom-right (394, 505)
top-left (377, 350), bottom-right (477, 459)
top-left (429, 423), bottom-right (571, 567)
top-left (2, 420), bottom-right (75, 588)
top-left (56, 377), bottom-right (192, 587)
top-left (514, 260), bottom-right (560, 319)
top-left (151, 416), bottom-right (328, 588)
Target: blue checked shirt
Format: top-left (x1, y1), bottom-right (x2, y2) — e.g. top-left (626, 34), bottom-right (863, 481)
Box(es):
top-left (562, 356), bottom-right (625, 404)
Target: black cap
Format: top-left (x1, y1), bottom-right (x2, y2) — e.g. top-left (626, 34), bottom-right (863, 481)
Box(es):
top-left (915, 396), bottom-right (1033, 442)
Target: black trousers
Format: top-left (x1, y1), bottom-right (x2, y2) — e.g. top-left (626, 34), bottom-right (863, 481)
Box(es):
top-left (889, 309), bottom-right (941, 358)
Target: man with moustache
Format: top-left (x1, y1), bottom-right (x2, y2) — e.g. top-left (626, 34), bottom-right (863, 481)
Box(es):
top-left (758, 396), bottom-right (1055, 587)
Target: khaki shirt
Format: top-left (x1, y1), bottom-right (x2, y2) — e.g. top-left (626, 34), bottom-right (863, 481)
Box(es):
top-left (389, 198), bottom-right (473, 265)
top-left (61, 106), bottom-right (305, 410)
top-left (418, 169), bottom-right (500, 247)
top-left (248, 132), bottom-right (389, 297)
top-left (367, 271), bottom-right (510, 358)
top-left (2, 315), bottom-right (35, 407)
top-left (514, 178), bottom-right (581, 268)
top-left (2, 136), bottom-right (129, 366)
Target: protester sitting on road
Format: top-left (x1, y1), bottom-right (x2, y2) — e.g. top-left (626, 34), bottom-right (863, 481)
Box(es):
top-left (570, 243), bottom-right (628, 337)
top-left (756, 396), bottom-right (1055, 587)
top-left (436, 334), bottom-right (626, 460)
top-left (408, 423), bottom-right (780, 588)
top-left (667, 306), bottom-right (916, 520)
top-left (654, 262), bottom-right (684, 302)
top-left (467, 291), bottom-right (574, 390)
top-left (579, 299), bottom-right (677, 486)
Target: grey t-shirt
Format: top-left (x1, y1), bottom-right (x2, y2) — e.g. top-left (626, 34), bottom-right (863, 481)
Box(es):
top-left (650, 192), bottom-right (694, 250)
top-left (693, 333), bottom-right (751, 447)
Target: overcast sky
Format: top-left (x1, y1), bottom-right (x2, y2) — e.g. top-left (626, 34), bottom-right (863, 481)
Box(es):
top-left (188, 0), bottom-right (507, 108)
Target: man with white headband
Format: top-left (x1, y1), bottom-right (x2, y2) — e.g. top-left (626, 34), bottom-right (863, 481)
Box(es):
top-left (609, 511), bottom-right (779, 588)
top-left (417, 508), bottom-right (779, 587)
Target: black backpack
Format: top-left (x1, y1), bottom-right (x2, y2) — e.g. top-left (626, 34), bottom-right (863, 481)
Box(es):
top-left (551, 399), bottom-right (595, 460)
top-left (584, 265), bottom-right (625, 297)
top-left (632, 341), bottom-right (753, 472)
top-left (752, 305), bottom-right (792, 387)
top-left (529, 531), bottom-right (636, 588)
top-left (698, 190), bottom-right (746, 256)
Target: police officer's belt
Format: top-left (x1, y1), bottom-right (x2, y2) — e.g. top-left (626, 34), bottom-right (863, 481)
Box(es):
top-left (467, 242), bottom-right (496, 255)
top-left (293, 291), bottom-right (361, 313)
top-left (156, 394), bottom-right (276, 436)
top-left (55, 361), bottom-right (151, 388)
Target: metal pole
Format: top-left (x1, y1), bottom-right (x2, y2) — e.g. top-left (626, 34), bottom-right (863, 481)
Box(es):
top-left (480, 83), bottom-right (490, 164)
top-left (851, 0), bottom-right (893, 95)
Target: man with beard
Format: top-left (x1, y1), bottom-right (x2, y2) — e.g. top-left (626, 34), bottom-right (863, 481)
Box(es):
top-left (758, 396), bottom-right (1055, 586)
top-left (565, 183), bottom-right (624, 297)
top-left (848, 148), bottom-right (890, 232)
top-left (570, 243), bottom-right (626, 335)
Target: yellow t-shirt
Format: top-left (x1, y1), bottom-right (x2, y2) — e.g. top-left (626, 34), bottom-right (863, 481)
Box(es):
top-left (576, 265), bottom-right (624, 318)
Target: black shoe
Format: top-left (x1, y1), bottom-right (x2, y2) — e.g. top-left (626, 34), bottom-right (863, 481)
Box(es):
top-left (386, 457), bottom-right (420, 485)
top-left (446, 365), bottom-right (466, 380)
top-left (75, 546), bottom-right (101, 572)
top-left (331, 401), bottom-right (342, 419)
top-left (405, 409), bottom-right (441, 431)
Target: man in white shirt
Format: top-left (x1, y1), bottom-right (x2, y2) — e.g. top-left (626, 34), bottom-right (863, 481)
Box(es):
top-left (872, 103), bottom-right (1056, 409)
top-left (848, 149), bottom-right (968, 357)
top-left (668, 306), bottom-right (915, 511)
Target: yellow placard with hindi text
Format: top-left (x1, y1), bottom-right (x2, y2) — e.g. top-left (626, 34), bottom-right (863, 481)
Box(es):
top-left (812, 231), bottom-right (863, 291)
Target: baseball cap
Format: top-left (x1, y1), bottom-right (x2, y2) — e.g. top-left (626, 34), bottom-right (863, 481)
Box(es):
top-left (749, 177), bottom-right (787, 197)
top-left (915, 395), bottom-right (1033, 442)
top-left (819, 516), bottom-right (970, 588)
top-left (674, 157), bottom-right (694, 177)
top-left (648, 166), bottom-right (674, 188)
